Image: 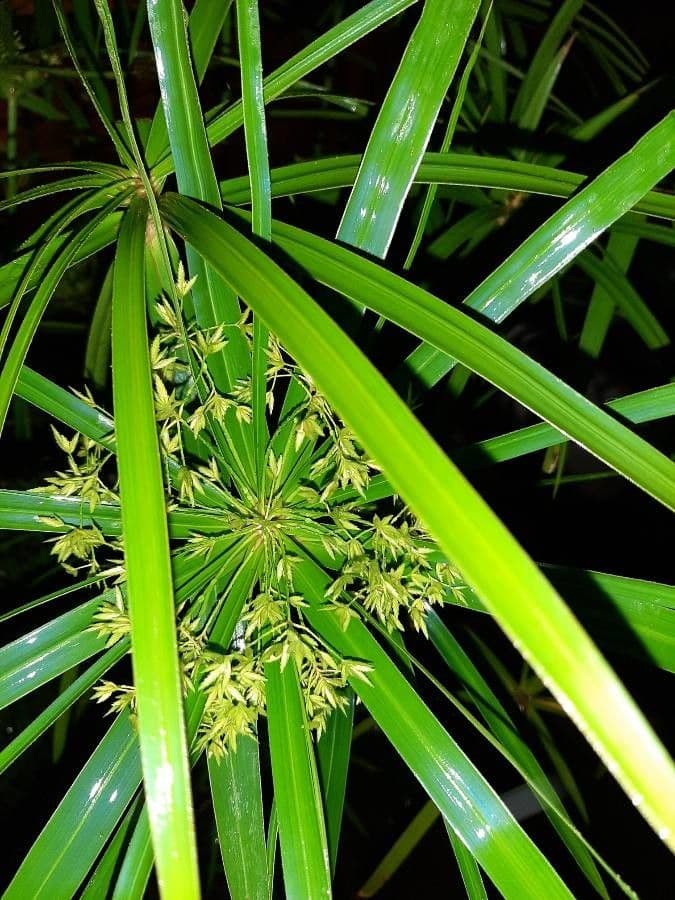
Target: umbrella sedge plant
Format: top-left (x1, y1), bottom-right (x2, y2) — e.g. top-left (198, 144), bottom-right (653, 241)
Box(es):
top-left (0, 0), bottom-right (673, 897)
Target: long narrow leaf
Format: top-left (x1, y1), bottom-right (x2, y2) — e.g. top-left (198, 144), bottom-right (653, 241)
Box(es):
top-left (152, 0), bottom-right (419, 181)
top-left (296, 560), bottom-right (573, 899)
top-left (404, 7), bottom-right (490, 269)
top-left (579, 228), bottom-right (641, 356)
top-left (317, 695), bottom-right (354, 873)
top-left (146, 0), bottom-right (248, 382)
top-left (574, 247), bottom-right (667, 350)
top-left (219, 152), bottom-right (675, 220)
top-left (0, 596), bottom-right (105, 710)
top-left (0, 190), bottom-right (128, 436)
top-left (259, 213), bottom-right (675, 509)
top-left (337, 0), bottom-right (481, 257)
top-left (112, 808), bottom-right (154, 900)
top-left (161, 193), bottom-right (675, 849)
top-left (0, 642), bottom-right (128, 774)
top-left (112, 199), bottom-right (199, 899)
top-left (236, 0), bottom-right (271, 240)
top-left (52, 0), bottom-right (134, 169)
top-left (265, 658), bottom-right (332, 898)
top-left (147, 0), bottom-right (254, 483)
top-left (404, 112), bottom-right (675, 382)
top-left (4, 713), bottom-right (142, 899)
top-left (455, 382), bottom-right (675, 469)
top-left (446, 823), bottom-right (489, 900)
top-left (236, 0), bottom-right (271, 476)
top-left (359, 801), bottom-right (440, 897)
top-left (511, 0), bottom-right (582, 124)
top-left (208, 737), bottom-right (268, 900)
top-left (0, 214), bottom-right (121, 310)
top-left (207, 554), bottom-right (268, 900)
top-left (145, 0), bottom-right (234, 165)
top-left (80, 800), bottom-right (140, 900)
top-left (426, 610), bottom-right (606, 893)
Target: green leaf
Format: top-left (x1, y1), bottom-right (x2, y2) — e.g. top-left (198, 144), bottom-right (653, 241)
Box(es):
top-left (145, 0), bottom-right (234, 166)
top-left (0, 214), bottom-right (121, 311)
top-left (207, 555), bottom-right (268, 900)
top-left (579, 227), bottom-right (641, 357)
top-left (0, 573), bottom-right (105, 624)
top-left (260, 213), bottom-right (675, 509)
top-left (511, 0), bottom-right (582, 124)
top-left (265, 658), bottom-right (332, 899)
top-left (541, 567), bottom-right (675, 674)
top-left (575, 245), bottom-right (667, 350)
top-left (425, 563), bottom-right (675, 675)
top-left (0, 490), bottom-right (122, 536)
top-left (152, 0), bottom-right (419, 181)
top-left (219, 152), bottom-right (675, 220)
top-left (80, 800), bottom-right (140, 900)
top-left (296, 560), bottom-right (573, 899)
top-left (445, 822), bottom-right (488, 900)
top-left (317, 695), bottom-right (354, 874)
top-left (161, 192), bottom-right (675, 850)
top-left (112, 199), bottom-right (199, 899)
top-left (12, 369), bottom-right (228, 509)
top-left (236, 0), bottom-right (271, 241)
top-left (0, 190), bottom-right (128, 437)
top-left (337, 0), bottom-right (481, 257)
top-left (0, 596), bottom-right (106, 711)
top-left (404, 9), bottom-right (490, 269)
top-left (147, 0), bottom-right (254, 480)
top-left (426, 610), bottom-right (607, 894)
top-left (208, 737), bottom-right (268, 900)
top-left (4, 713), bottom-right (142, 899)
top-left (52, 0), bottom-right (134, 170)
top-left (0, 173), bottom-right (118, 214)
top-left (568, 84), bottom-right (649, 145)
top-left (0, 488), bottom-right (228, 542)
top-left (0, 642), bottom-right (128, 775)
top-left (515, 34), bottom-right (573, 135)
top-left (403, 113), bottom-right (675, 383)
top-left (85, 262), bottom-right (114, 387)
top-left (455, 382), bottom-right (675, 469)
top-left (111, 808), bottom-right (154, 900)
top-left (108, 680), bottom-right (222, 900)
top-left (146, 0), bottom-right (246, 370)
top-left (15, 366), bottom-right (113, 443)
top-left (426, 206), bottom-right (498, 260)
top-left (235, 0), bottom-right (271, 476)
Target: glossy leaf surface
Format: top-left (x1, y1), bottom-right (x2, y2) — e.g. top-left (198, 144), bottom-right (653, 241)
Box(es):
top-left (337, 0), bottom-right (481, 257)
top-left (162, 193), bottom-right (675, 850)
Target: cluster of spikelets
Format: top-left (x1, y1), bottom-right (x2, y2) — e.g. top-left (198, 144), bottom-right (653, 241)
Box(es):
top-left (35, 273), bottom-right (467, 756)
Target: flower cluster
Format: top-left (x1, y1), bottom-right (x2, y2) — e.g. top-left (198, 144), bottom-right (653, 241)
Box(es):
top-left (40, 270), bottom-right (468, 756)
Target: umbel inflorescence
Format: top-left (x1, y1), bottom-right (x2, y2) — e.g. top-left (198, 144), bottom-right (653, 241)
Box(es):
top-left (35, 269), bottom-right (466, 758)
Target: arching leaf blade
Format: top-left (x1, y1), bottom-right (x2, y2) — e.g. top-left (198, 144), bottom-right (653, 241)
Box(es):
top-left (260, 213), bottom-right (675, 510)
top-left (160, 193), bottom-right (675, 851)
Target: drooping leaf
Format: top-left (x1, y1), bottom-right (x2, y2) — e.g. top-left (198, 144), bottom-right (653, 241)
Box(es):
top-left (161, 193), bottom-right (675, 850)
